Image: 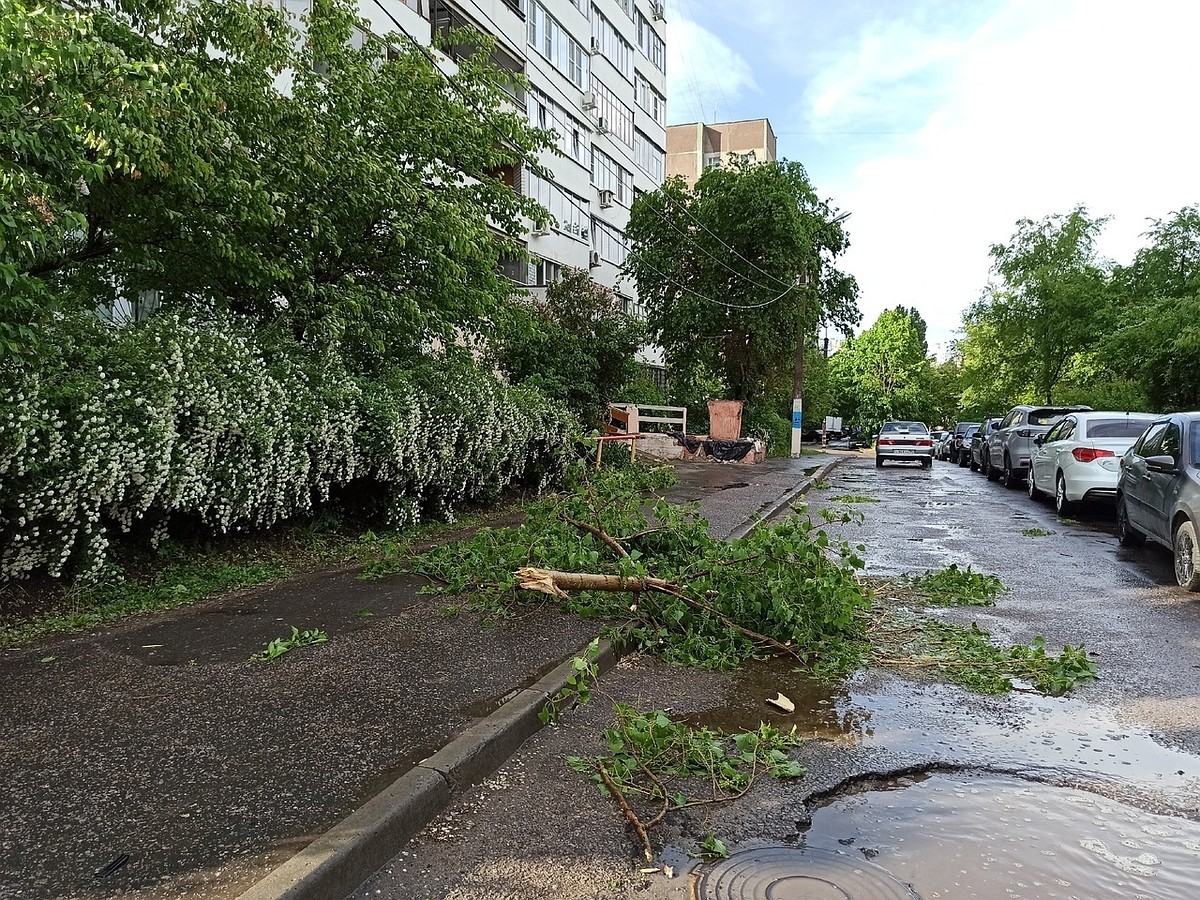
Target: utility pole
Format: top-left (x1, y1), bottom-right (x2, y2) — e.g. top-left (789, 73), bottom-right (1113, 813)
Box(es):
top-left (790, 211), bottom-right (850, 458)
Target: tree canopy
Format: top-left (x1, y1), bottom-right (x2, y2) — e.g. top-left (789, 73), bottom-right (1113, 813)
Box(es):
top-left (2, 0), bottom-right (552, 365)
top-left (829, 308), bottom-right (932, 426)
top-left (624, 158), bottom-right (859, 406)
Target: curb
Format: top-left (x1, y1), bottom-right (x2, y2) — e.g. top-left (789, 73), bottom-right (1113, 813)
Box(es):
top-left (234, 640), bottom-right (619, 900)
top-left (726, 456), bottom-right (845, 541)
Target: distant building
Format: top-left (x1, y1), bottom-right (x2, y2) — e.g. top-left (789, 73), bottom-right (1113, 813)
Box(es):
top-left (665, 118), bottom-right (777, 188)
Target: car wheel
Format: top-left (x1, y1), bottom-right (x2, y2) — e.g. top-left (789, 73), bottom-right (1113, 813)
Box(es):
top-left (922, 458), bottom-right (932, 469)
top-left (1000, 454), bottom-right (1019, 488)
top-left (875, 455), bottom-right (883, 468)
top-left (1116, 495), bottom-right (1145, 547)
top-left (984, 453), bottom-right (998, 481)
top-left (1028, 468), bottom-right (1043, 500)
top-left (969, 454), bottom-right (979, 472)
top-left (1174, 519), bottom-right (1200, 591)
top-left (1054, 472), bottom-right (1072, 515)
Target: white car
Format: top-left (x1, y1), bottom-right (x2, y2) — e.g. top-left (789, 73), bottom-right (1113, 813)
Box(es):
top-left (1028, 411), bottom-right (1156, 514)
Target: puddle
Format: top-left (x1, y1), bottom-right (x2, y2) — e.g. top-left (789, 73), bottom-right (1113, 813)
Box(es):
top-left (689, 663), bottom-right (1200, 809)
top-left (794, 772), bottom-right (1200, 900)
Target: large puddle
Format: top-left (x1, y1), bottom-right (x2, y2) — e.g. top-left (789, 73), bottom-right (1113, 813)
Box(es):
top-left (796, 772), bottom-right (1200, 900)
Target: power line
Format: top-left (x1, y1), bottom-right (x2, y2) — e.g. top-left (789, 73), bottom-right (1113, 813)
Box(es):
top-left (664, 196), bottom-right (796, 290)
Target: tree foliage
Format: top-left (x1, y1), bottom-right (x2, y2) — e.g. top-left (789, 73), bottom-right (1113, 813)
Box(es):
top-left (624, 158), bottom-right (858, 406)
top-left (2, 0), bottom-right (552, 365)
top-left (495, 269), bottom-right (646, 425)
top-left (829, 308), bottom-right (932, 426)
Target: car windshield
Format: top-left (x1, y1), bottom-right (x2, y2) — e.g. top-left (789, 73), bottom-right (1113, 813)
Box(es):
top-left (881, 422), bottom-right (927, 434)
top-left (1085, 418), bottom-right (1155, 439)
top-left (965, 425), bottom-right (979, 436)
top-left (1030, 409), bottom-right (1068, 426)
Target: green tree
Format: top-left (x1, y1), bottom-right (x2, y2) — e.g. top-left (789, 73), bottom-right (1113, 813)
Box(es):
top-left (1105, 207), bottom-right (1200, 409)
top-left (624, 158), bottom-right (858, 406)
top-left (972, 207), bottom-right (1112, 404)
top-left (495, 269), bottom-right (645, 425)
top-left (893, 305), bottom-right (929, 355)
top-left (829, 308), bottom-right (931, 427)
top-left (2, 0), bottom-right (552, 365)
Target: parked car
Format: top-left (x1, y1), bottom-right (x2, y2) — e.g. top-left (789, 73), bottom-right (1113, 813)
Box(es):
top-left (1028, 411), bottom-right (1156, 514)
top-left (930, 430), bottom-right (951, 460)
top-left (950, 422), bottom-right (981, 466)
top-left (1115, 413), bottom-right (1200, 591)
top-left (876, 421), bottom-right (934, 468)
top-left (984, 405), bottom-right (1092, 487)
top-left (971, 418), bottom-right (1002, 472)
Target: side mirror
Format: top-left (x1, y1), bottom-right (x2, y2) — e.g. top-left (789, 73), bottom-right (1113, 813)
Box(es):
top-left (1034, 435), bottom-right (1045, 447)
top-left (1146, 455), bottom-right (1177, 473)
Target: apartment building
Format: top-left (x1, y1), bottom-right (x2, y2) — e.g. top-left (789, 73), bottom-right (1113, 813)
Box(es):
top-left (666, 117), bottom-right (776, 188)
top-left (340, 1), bottom-right (668, 324)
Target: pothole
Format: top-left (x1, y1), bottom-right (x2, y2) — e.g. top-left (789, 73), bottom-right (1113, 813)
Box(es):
top-left (696, 846), bottom-right (918, 899)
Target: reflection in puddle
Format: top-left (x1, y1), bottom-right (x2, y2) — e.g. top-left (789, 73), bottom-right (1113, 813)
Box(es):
top-left (806, 773), bottom-right (1200, 899)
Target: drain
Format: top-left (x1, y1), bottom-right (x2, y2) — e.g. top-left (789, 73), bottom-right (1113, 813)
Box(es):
top-left (696, 847), bottom-right (919, 899)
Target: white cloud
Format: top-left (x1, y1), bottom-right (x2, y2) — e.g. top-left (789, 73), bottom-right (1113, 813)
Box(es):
top-left (665, 14), bottom-right (758, 124)
top-left (811, 0), bottom-right (1200, 344)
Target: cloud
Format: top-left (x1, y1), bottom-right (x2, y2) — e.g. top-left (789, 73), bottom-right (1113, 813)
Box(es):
top-left (808, 0), bottom-right (1200, 343)
top-left (665, 14), bottom-right (758, 124)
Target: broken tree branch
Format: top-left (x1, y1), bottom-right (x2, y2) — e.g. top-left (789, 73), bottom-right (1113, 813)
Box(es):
top-left (598, 761), bottom-right (654, 863)
top-left (561, 514), bottom-right (630, 559)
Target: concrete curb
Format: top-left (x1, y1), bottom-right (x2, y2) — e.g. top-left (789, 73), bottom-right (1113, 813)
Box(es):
top-left (234, 639), bottom-right (619, 900)
top-left (726, 456), bottom-right (845, 541)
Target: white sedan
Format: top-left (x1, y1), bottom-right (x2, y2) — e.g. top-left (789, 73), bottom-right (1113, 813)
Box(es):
top-left (1028, 411), bottom-right (1155, 514)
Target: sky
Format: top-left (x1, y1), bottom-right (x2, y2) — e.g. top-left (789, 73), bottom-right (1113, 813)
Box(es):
top-left (664, 0), bottom-right (1200, 353)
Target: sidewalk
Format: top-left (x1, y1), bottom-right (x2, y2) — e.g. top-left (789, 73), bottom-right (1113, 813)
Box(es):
top-left (0, 455), bottom-right (839, 900)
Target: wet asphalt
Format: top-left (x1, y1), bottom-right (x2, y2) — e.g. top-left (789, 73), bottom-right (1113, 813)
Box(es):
top-left (350, 454), bottom-right (1200, 900)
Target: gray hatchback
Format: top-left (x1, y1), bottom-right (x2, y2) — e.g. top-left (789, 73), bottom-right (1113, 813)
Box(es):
top-left (1116, 413), bottom-right (1200, 591)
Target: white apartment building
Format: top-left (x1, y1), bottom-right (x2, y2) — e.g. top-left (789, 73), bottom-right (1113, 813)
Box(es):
top-left (343, 0), bottom-right (668, 330)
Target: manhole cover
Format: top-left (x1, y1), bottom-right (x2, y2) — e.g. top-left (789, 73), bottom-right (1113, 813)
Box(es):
top-left (697, 847), bottom-right (919, 899)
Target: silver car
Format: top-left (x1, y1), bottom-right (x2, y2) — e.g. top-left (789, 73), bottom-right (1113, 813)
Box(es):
top-left (984, 404), bottom-right (1092, 488)
top-left (1116, 413), bottom-right (1200, 591)
top-left (876, 421), bottom-right (933, 468)
top-left (1028, 411), bottom-right (1156, 514)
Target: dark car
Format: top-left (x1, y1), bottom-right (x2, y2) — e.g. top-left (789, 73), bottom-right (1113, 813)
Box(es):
top-left (951, 421), bottom-right (980, 466)
top-left (1115, 413), bottom-right (1200, 591)
top-left (971, 418), bottom-right (1002, 472)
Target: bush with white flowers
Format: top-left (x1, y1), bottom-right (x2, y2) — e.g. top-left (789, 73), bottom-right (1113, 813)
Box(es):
top-left (0, 314), bottom-right (574, 584)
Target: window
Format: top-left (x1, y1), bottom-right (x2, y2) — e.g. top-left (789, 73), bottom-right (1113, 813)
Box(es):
top-left (591, 7), bottom-right (633, 80)
top-left (535, 258), bottom-right (563, 287)
top-left (636, 12), bottom-right (665, 71)
top-left (591, 146), bottom-right (633, 205)
top-left (528, 2), bottom-right (589, 88)
top-left (634, 72), bottom-right (666, 126)
top-left (591, 76), bottom-right (633, 147)
top-left (616, 0), bottom-right (634, 19)
top-left (1136, 422), bottom-right (1169, 458)
top-left (1086, 418), bottom-right (1155, 439)
top-left (528, 88), bottom-right (588, 167)
top-left (703, 151), bottom-right (722, 170)
top-left (633, 130), bottom-right (664, 182)
top-left (526, 171), bottom-right (590, 238)
top-left (1162, 423), bottom-right (1182, 463)
top-left (592, 217), bottom-right (628, 265)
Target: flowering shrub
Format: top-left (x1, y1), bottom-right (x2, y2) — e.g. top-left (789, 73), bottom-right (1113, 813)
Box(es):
top-left (0, 315), bottom-right (573, 583)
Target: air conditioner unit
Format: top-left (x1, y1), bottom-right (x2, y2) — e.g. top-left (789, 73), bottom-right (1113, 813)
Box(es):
top-left (651, 0), bottom-right (665, 21)
top-left (595, 116), bottom-right (609, 134)
top-left (530, 224), bottom-right (550, 236)
top-left (598, 188), bottom-right (614, 208)
top-left (580, 91), bottom-right (597, 111)
top-left (588, 36), bottom-right (601, 56)
top-left (589, 250), bottom-right (601, 268)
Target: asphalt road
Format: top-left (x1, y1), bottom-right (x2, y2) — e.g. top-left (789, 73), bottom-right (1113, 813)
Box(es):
top-left (349, 453), bottom-right (1200, 900)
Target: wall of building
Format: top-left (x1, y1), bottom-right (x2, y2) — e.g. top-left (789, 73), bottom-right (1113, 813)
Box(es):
top-left (666, 117), bottom-right (776, 188)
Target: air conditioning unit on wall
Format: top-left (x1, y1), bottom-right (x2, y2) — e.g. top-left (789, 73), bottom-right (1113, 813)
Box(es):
top-left (651, 1), bottom-right (665, 21)
top-left (588, 36), bottom-right (601, 56)
top-left (530, 224), bottom-right (550, 236)
top-left (581, 91), bottom-right (597, 110)
top-left (598, 188), bottom-right (614, 209)
top-left (589, 250), bottom-right (601, 268)
top-left (595, 116), bottom-right (609, 134)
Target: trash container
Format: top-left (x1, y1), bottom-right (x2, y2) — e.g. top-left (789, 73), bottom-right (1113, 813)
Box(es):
top-left (706, 400), bottom-right (743, 440)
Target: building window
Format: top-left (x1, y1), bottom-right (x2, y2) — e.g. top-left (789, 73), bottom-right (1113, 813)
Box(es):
top-left (637, 12), bottom-right (665, 72)
top-left (591, 76), bottom-right (633, 148)
top-left (633, 130), bottom-right (665, 182)
top-left (527, 88), bottom-right (589, 167)
top-left (535, 258), bottom-right (563, 287)
top-left (527, 171), bottom-right (591, 238)
top-left (592, 217), bottom-right (628, 265)
top-left (591, 146), bottom-right (633, 206)
top-left (528, 1), bottom-right (589, 89)
top-left (591, 6), bottom-right (633, 81)
top-left (704, 152), bottom-right (722, 170)
top-left (635, 72), bottom-right (665, 126)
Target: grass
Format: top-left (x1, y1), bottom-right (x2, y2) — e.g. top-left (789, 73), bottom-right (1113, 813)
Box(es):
top-left (1022, 527), bottom-right (1054, 537)
top-left (0, 503), bottom-right (524, 649)
top-left (831, 494), bottom-right (880, 504)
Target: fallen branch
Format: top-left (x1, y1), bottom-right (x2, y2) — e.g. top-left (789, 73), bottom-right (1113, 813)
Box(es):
top-left (515, 566), bottom-right (798, 658)
top-left (561, 514), bottom-right (630, 559)
top-left (598, 761), bottom-right (654, 862)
